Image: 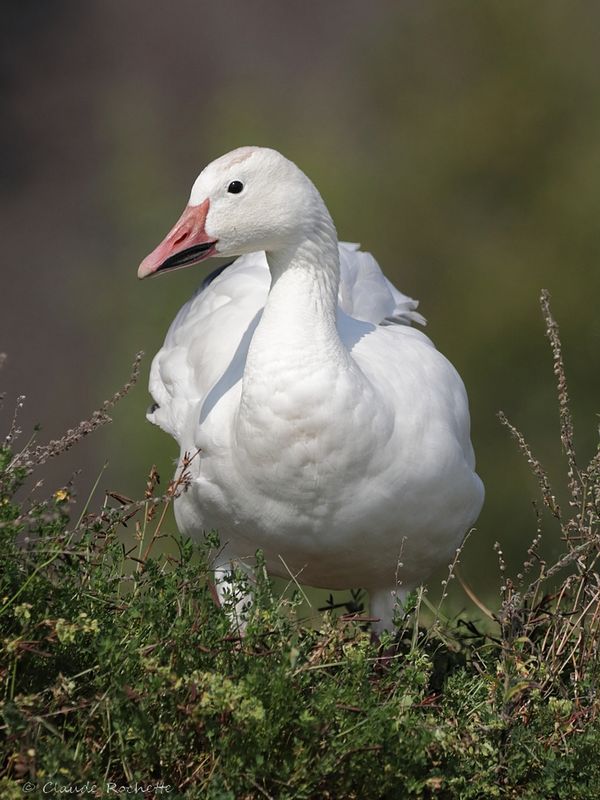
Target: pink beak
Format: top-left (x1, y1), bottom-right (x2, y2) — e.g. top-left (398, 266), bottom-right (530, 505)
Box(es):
top-left (137, 198), bottom-right (217, 279)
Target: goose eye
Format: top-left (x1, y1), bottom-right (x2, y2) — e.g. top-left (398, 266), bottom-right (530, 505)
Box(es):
top-left (227, 180), bottom-right (244, 194)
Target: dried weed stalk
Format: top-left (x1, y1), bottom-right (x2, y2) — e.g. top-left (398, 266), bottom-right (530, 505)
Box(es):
top-left (496, 291), bottom-right (600, 704)
top-left (7, 352), bottom-right (143, 477)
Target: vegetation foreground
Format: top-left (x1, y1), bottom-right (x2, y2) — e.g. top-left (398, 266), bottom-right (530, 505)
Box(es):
top-left (1, 293), bottom-right (599, 799)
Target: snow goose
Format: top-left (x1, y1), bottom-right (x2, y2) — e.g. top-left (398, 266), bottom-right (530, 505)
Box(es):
top-left (138, 146), bottom-right (484, 632)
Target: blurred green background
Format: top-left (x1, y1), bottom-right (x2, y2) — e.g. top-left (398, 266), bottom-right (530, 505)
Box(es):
top-left (2, 1), bottom-right (599, 608)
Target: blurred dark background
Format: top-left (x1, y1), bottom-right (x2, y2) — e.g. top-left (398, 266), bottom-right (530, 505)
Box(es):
top-left (2, 1), bottom-right (599, 607)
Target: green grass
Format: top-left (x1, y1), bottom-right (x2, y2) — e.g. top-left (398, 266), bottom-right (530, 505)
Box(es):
top-left (1, 293), bottom-right (599, 799)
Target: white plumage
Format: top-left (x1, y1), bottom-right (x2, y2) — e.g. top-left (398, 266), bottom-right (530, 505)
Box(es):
top-left (139, 147), bottom-right (484, 631)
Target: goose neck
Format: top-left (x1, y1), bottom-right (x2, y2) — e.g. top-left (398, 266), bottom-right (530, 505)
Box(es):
top-left (236, 220), bottom-right (355, 450)
top-left (264, 222), bottom-right (340, 331)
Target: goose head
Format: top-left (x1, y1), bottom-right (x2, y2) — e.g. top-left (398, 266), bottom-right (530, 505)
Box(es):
top-left (138, 146), bottom-right (328, 279)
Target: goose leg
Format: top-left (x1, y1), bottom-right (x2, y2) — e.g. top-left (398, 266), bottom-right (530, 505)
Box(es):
top-left (213, 560), bottom-right (253, 633)
top-left (369, 586), bottom-right (408, 634)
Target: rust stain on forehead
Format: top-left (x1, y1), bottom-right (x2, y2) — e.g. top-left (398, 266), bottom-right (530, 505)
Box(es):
top-left (221, 147), bottom-right (257, 168)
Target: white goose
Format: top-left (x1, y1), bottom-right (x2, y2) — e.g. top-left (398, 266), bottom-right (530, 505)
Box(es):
top-left (138, 146), bottom-right (484, 631)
